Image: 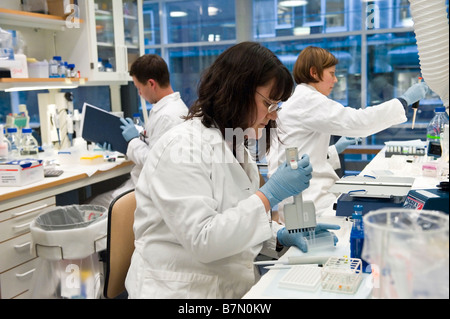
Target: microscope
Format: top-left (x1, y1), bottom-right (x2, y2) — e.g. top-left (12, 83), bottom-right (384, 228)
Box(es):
top-left (283, 147), bottom-right (317, 233)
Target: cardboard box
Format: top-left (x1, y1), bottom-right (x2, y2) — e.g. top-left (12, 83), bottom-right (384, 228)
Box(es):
top-left (47, 0), bottom-right (75, 18)
top-left (0, 159), bottom-right (44, 186)
top-left (21, 0), bottom-right (48, 14)
top-left (0, 0), bottom-right (22, 11)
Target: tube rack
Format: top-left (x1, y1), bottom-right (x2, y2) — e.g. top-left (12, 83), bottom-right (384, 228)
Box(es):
top-left (321, 257), bottom-right (362, 294)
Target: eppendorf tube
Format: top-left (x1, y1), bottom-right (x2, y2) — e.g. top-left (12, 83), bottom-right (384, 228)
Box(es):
top-left (303, 231), bottom-right (335, 252)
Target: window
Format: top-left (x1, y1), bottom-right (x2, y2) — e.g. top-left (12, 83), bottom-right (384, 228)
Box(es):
top-left (166, 0), bottom-right (236, 43)
top-left (2, 0), bottom-right (447, 169)
top-left (143, 0), bottom-right (236, 109)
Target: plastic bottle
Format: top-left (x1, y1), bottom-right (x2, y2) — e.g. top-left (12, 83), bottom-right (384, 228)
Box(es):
top-left (104, 61), bottom-right (113, 72)
top-left (0, 125), bottom-right (10, 160)
top-left (67, 63), bottom-right (76, 78)
top-left (133, 113), bottom-right (145, 135)
top-left (49, 56), bottom-right (62, 78)
top-left (426, 107), bottom-right (449, 157)
top-left (97, 58), bottom-right (105, 72)
top-left (20, 128), bottom-right (39, 156)
top-left (350, 205), bottom-right (370, 273)
top-left (0, 27), bottom-right (14, 61)
top-left (58, 59), bottom-right (66, 78)
top-left (133, 113), bottom-right (144, 127)
top-left (6, 127), bottom-right (20, 158)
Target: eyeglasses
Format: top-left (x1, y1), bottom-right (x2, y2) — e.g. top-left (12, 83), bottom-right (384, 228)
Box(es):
top-left (256, 91), bottom-right (282, 113)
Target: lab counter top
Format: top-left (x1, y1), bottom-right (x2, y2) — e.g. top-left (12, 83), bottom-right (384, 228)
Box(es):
top-left (0, 159), bottom-right (133, 211)
top-left (244, 216), bottom-right (373, 299)
top-left (244, 144), bottom-right (447, 299)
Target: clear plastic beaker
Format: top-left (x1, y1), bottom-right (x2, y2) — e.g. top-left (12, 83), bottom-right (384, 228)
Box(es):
top-left (363, 209), bottom-right (449, 299)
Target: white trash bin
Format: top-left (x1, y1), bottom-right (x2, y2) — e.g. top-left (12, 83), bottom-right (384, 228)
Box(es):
top-left (29, 205), bottom-right (107, 299)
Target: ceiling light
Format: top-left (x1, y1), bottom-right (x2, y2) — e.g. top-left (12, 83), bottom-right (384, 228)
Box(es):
top-left (170, 11), bottom-right (187, 18)
top-left (5, 85), bottom-right (79, 92)
top-left (279, 0), bottom-right (308, 7)
top-left (208, 6), bottom-right (219, 16)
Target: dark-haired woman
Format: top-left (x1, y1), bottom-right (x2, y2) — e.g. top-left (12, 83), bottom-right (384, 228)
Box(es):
top-left (125, 42), bottom-right (337, 299)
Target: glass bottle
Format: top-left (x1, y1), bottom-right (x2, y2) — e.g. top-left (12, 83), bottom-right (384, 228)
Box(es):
top-left (20, 128), bottom-right (39, 156)
top-left (6, 127), bottom-right (20, 158)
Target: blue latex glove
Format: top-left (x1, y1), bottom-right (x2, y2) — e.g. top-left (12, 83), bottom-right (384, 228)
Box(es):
top-left (399, 82), bottom-right (429, 106)
top-left (334, 136), bottom-right (361, 154)
top-left (259, 154), bottom-right (312, 208)
top-left (277, 223), bottom-right (341, 253)
top-left (100, 142), bottom-right (112, 152)
top-left (120, 117), bottom-right (140, 142)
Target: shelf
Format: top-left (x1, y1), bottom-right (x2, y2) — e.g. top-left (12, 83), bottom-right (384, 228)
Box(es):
top-left (0, 77), bottom-right (88, 91)
top-left (0, 8), bottom-right (82, 31)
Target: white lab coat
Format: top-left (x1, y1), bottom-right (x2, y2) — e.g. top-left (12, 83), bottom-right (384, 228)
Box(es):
top-left (86, 92), bottom-right (187, 208)
top-left (267, 83), bottom-right (407, 216)
top-left (126, 92), bottom-right (188, 186)
top-left (125, 118), bottom-right (281, 299)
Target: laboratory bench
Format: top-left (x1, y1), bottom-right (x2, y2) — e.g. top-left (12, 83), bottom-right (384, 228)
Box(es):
top-left (0, 159), bottom-right (132, 299)
top-left (244, 145), bottom-right (447, 299)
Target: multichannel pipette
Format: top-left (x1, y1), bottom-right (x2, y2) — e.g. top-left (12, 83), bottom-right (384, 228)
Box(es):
top-left (283, 147), bottom-right (316, 236)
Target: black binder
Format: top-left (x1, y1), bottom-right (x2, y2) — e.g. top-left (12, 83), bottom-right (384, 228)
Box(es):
top-left (81, 103), bottom-right (128, 154)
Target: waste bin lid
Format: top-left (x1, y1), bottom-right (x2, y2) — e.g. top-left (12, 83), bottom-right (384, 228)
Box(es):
top-left (35, 205), bottom-right (107, 231)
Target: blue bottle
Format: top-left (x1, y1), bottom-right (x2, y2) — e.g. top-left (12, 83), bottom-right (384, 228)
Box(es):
top-left (350, 205), bottom-right (370, 273)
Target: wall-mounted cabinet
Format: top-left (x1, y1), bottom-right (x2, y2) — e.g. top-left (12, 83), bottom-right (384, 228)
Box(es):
top-left (60, 0), bottom-right (144, 85)
top-left (0, 0), bottom-right (144, 90)
top-left (0, 8), bottom-right (86, 91)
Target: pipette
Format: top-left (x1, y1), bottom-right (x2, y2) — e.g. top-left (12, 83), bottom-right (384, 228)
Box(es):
top-left (254, 255), bottom-right (330, 267)
top-left (411, 77), bottom-right (423, 129)
top-left (283, 147), bottom-right (316, 234)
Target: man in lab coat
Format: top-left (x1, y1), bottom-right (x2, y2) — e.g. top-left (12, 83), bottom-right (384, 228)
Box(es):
top-left (87, 54), bottom-right (188, 208)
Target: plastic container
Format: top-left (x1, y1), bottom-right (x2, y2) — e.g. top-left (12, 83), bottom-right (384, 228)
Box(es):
top-left (11, 53), bottom-right (29, 78)
top-left (20, 128), bottom-right (39, 156)
top-left (363, 208), bottom-right (449, 299)
top-left (28, 59), bottom-right (49, 78)
top-left (426, 107), bottom-right (449, 157)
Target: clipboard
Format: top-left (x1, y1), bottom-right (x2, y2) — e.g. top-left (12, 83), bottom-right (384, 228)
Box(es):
top-left (80, 103), bottom-right (128, 154)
